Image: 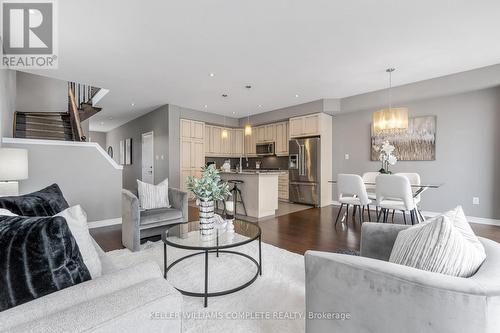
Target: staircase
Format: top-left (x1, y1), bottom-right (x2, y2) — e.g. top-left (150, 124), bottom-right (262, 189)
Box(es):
top-left (14, 112), bottom-right (75, 141)
top-left (13, 82), bottom-right (104, 142)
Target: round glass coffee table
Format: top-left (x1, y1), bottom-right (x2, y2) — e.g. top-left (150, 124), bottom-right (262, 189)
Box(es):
top-left (162, 220), bottom-right (262, 307)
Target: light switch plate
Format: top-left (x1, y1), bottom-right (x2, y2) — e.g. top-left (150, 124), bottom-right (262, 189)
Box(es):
top-left (473, 197), bottom-right (480, 205)
top-left (344, 154), bottom-right (349, 160)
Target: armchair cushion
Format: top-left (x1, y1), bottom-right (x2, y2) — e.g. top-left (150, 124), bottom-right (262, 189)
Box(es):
top-left (140, 207), bottom-right (183, 225)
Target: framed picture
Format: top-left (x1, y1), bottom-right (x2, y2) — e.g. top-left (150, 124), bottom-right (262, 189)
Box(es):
top-left (371, 116), bottom-right (436, 161)
top-left (119, 140), bottom-right (125, 165)
top-left (107, 146), bottom-right (113, 158)
top-left (125, 138), bottom-right (132, 165)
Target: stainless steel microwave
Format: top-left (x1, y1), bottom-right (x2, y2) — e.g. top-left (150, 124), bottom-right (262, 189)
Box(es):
top-left (256, 142), bottom-right (275, 156)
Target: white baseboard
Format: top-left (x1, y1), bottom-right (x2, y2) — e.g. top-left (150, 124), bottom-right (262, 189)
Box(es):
top-left (330, 201), bottom-right (500, 227)
top-left (88, 218), bottom-right (122, 229)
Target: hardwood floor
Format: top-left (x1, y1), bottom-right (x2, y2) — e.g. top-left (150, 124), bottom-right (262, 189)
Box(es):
top-left (90, 205), bottom-right (500, 254)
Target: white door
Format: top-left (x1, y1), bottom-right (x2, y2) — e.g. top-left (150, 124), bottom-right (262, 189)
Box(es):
top-left (141, 132), bottom-right (154, 184)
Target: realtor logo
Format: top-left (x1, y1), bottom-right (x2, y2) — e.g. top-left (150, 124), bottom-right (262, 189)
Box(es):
top-left (1, 0), bottom-right (58, 68)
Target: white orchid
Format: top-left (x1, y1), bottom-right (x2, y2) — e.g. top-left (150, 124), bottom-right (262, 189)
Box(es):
top-left (377, 140), bottom-right (398, 173)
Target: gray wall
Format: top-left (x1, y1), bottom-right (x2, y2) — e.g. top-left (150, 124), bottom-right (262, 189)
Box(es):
top-left (106, 106), bottom-right (169, 191)
top-left (332, 86), bottom-right (500, 219)
top-left (3, 140), bottom-right (122, 221)
top-left (167, 104), bottom-right (239, 188)
top-left (89, 131), bottom-right (106, 149)
top-left (16, 71), bottom-right (67, 113)
top-left (0, 69), bottom-right (17, 139)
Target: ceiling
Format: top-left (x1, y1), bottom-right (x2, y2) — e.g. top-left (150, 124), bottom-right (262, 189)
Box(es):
top-left (28, 0), bottom-right (500, 131)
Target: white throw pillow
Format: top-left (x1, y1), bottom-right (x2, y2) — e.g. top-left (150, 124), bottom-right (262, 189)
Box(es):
top-left (137, 178), bottom-right (170, 209)
top-left (56, 205), bottom-right (102, 278)
top-left (0, 208), bottom-right (17, 216)
top-left (389, 206), bottom-right (486, 278)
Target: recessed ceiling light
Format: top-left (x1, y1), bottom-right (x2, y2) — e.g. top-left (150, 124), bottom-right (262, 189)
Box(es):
top-left (204, 105), bottom-right (208, 108)
top-left (295, 94), bottom-right (299, 98)
top-left (232, 112), bottom-right (236, 115)
top-left (209, 73), bottom-right (215, 77)
top-left (222, 94), bottom-right (228, 98)
top-left (131, 103), bottom-right (135, 107)
top-left (258, 104), bottom-right (263, 108)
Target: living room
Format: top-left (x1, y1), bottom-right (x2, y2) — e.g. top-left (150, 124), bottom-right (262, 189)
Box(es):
top-left (1, 1), bottom-right (500, 332)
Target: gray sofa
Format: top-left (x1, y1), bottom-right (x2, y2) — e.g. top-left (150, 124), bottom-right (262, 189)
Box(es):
top-left (122, 188), bottom-right (188, 252)
top-left (0, 239), bottom-right (182, 333)
top-left (305, 222), bottom-right (500, 333)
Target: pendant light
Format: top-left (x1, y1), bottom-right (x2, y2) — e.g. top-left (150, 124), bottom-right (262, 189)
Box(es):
top-left (244, 112), bottom-right (252, 136)
top-left (372, 68), bottom-right (409, 135)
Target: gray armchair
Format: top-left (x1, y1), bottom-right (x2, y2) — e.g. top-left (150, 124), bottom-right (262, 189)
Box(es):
top-left (305, 222), bottom-right (500, 333)
top-left (122, 187), bottom-right (188, 251)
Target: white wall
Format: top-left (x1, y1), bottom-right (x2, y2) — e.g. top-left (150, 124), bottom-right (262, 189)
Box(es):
top-left (0, 69), bottom-right (17, 140)
top-left (16, 71), bottom-right (67, 113)
top-left (332, 87), bottom-right (500, 220)
top-left (3, 139), bottom-right (123, 222)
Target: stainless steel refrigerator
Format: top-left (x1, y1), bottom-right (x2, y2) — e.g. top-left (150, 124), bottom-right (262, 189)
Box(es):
top-left (288, 137), bottom-right (321, 206)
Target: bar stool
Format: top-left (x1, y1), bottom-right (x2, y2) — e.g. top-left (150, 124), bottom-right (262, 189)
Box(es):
top-left (228, 180), bottom-right (247, 216)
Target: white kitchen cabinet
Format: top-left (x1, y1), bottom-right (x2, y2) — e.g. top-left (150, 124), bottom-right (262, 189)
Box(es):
top-left (265, 124), bottom-right (275, 142)
top-left (192, 141), bottom-right (204, 168)
top-left (289, 114), bottom-right (320, 137)
top-left (211, 127), bottom-right (222, 155)
top-left (244, 131), bottom-right (256, 156)
top-left (181, 119), bottom-right (204, 139)
top-left (180, 119), bottom-right (205, 193)
top-left (275, 121), bottom-right (289, 155)
top-left (192, 121), bottom-right (204, 140)
top-left (180, 139), bottom-right (191, 169)
top-left (204, 125), bottom-right (212, 153)
top-left (232, 129), bottom-right (244, 156)
top-left (256, 126), bottom-right (266, 143)
top-left (278, 172), bottom-right (289, 201)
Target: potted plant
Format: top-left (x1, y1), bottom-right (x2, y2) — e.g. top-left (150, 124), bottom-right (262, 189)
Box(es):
top-left (376, 141), bottom-right (398, 174)
top-left (186, 165), bottom-right (231, 236)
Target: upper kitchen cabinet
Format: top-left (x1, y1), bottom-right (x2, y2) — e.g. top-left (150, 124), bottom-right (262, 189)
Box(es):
top-left (275, 121), bottom-right (289, 156)
top-left (244, 130), bottom-right (257, 156)
top-left (181, 119), bottom-right (204, 139)
top-left (264, 124), bottom-right (275, 142)
top-left (289, 113), bottom-right (323, 137)
top-left (232, 129), bottom-right (244, 156)
top-left (255, 126), bottom-right (266, 143)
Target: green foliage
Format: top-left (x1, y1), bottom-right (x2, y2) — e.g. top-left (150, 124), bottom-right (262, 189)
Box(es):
top-left (186, 165), bottom-right (231, 201)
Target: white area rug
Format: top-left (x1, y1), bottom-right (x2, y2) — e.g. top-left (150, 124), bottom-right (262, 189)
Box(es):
top-left (107, 240), bottom-right (305, 333)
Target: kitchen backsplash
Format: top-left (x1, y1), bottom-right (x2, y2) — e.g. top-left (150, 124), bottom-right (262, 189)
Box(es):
top-left (205, 156), bottom-right (289, 170)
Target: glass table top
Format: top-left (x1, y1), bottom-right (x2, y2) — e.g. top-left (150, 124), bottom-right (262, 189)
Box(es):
top-left (163, 220), bottom-right (261, 250)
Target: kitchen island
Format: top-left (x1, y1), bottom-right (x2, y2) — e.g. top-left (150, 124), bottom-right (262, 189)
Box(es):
top-left (220, 170), bottom-right (285, 219)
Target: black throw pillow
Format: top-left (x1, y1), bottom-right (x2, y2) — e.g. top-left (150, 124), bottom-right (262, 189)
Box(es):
top-left (0, 184), bottom-right (69, 216)
top-left (0, 215), bottom-right (91, 311)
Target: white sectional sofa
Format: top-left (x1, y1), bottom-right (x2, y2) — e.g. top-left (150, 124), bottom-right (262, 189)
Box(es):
top-left (0, 240), bottom-right (182, 333)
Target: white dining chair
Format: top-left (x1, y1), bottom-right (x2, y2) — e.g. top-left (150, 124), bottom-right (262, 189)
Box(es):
top-left (335, 174), bottom-right (372, 226)
top-left (362, 171), bottom-right (379, 216)
top-left (396, 172), bottom-right (424, 221)
top-left (376, 174), bottom-right (419, 224)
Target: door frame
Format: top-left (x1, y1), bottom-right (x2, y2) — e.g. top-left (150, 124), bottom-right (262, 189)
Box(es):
top-left (141, 131), bottom-right (154, 183)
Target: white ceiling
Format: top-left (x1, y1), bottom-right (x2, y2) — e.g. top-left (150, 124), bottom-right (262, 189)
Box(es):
top-left (29, 0), bottom-right (500, 131)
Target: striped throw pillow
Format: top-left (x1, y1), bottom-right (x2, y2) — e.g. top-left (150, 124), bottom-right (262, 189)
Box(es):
top-left (137, 179), bottom-right (170, 210)
top-left (389, 206), bottom-right (486, 278)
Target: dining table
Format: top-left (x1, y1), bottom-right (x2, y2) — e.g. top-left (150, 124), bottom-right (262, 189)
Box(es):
top-left (328, 180), bottom-right (443, 198)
